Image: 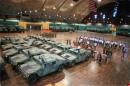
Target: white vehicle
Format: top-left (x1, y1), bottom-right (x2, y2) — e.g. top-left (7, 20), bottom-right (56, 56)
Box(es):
top-left (1, 43), bottom-right (14, 50)
top-left (19, 54), bottom-right (65, 83)
top-left (22, 47), bottom-right (50, 56)
top-left (61, 53), bottom-right (77, 66)
top-left (40, 44), bottom-right (52, 50)
top-left (68, 48), bottom-right (93, 63)
top-left (13, 43), bottom-right (31, 51)
top-left (2, 48), bottom-right (19, 62)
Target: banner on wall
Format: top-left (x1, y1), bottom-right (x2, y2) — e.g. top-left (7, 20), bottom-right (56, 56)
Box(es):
top-left (18, 21), bottom-right (50, 30)
top-left (111, 25), bottom-right (117, 36)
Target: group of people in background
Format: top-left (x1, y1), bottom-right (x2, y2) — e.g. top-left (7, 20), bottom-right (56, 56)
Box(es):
top-left (77, 35), bottom-right (129, 64)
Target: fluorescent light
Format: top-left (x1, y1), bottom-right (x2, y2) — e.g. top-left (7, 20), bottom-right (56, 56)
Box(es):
top-left (70, 3), bottom-right (74, 7)
top-left (53, 7), bottom-right (56, 10)
top-left (43, 8), bottom-right (46, 11)
top-left (29, 10), bottom-right (32, 13)
top-left (35, 10), bottom-right (38, 13)
top-left (73, 14), bottom-right (76, 17)
top-left (97, 0), bottom-right (102, 2)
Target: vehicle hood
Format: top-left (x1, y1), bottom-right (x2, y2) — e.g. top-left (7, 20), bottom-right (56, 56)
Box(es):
top-left (2, 44), bottom-right (13, 50)
top-left (3, 49), bottom-right (18, 56)
top-left (20, 60), bottom-right (41, 75)
top-left (10, 54), bottom-right (29, 65)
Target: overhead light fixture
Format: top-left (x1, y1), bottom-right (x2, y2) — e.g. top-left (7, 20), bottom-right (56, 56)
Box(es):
top-left (97, 0), bottom-right (102, 2)
top-left (73, 14), bottom-right (76, 17)
top-left (70, 3), bottom-right (74, 7)
top-left (29, 10), bottom-right (32, 13)
top-left (43, 8), bottom-right (46, 11)
top-left (53, 7), bottom-right (56, 10)
top-left (35, 10), bottom-right (38, 13)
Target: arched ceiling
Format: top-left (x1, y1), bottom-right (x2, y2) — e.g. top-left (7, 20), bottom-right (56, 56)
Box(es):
top-left (0, 0), bottom-right (115, 23)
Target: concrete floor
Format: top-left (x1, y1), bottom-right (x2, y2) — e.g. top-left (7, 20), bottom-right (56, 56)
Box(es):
top-left (0, 31), bottom-right (130, 86)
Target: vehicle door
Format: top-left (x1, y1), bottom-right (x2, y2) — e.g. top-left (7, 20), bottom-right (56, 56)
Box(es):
top-left (43, 61), bottom-right (58, 75)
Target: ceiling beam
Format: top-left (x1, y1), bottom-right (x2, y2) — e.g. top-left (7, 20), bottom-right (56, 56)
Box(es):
top-left (67, 0), bottom-right (85, 23)
top-left (40, 0), bottom-right (47, 10)
top-left (55, 0), bottom-right (68, 14)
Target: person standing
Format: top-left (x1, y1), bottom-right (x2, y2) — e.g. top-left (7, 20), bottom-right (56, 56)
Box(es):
top-left (93, 42), bottom-right (97, 51)
top-left (97, 52), bottom-right (102, 64)
top-left (121, 46), bottom-right (128, 61)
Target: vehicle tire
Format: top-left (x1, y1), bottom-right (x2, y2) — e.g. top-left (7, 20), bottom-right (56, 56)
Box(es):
top-left (71, 60), bottom-right (76, 66)
top-left (28, 74), bottom-right (38, 84)
top-left (69, 62), bottom-right (75, 66)
top-left (58, 65), bottom-right (63, 72)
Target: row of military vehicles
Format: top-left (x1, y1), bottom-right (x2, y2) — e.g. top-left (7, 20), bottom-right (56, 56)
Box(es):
top-left (0, 35), bottom-right (93, 84)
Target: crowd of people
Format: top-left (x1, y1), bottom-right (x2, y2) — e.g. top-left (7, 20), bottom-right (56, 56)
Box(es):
top-left (77, 35), bottom-right (129, 64)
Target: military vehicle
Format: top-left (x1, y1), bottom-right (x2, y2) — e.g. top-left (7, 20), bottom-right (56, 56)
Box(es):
top-left (47, 40), bottom-right (57, 45)
top-left (12, 39), bottom-right (26, 45)
top-left (1, 43), bottom-right (14, 50)
top-left (56, 43), bottom-right (71, 52)
top-left (10, 53), bottom-right (28, 70)
top-left (26, 38), bottom-right (36, 46)
top-left (13, 43), bottom-right (31, 51)
top-left (22, 47), bottom-right (50, 56)
top-left (32, 40), bottom-right (43, 46)
top-left (68, 48), bottom-right (93, 63)
top-left (10, 48), bottom-right (49, 69)
top-left (60, 52), bottom-right (77, 66)
top-left (39, 44), bottom-right (53, 50)
top-left (2, 48), bottom-right (19, 62)
top-left (19, 54), bottom-right (65, 83)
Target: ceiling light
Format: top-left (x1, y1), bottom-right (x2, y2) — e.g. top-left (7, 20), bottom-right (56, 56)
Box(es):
top-left (35, 10), bottom-right (38, 13)
top-left (97, 0), bottom-right (102, 2)
top-left (70, 3), bottom-right (74, 7)
top-left (53, 7), bottom-right (56, 10)
top-left (29, 10), bottom-right (32, 13)
top-left (43, 8), bottom-right (46, 11)
top-left (73, 14), bottom-right (76, 17)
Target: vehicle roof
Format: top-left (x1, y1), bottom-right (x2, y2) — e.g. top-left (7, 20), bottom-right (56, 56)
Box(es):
top-left (20, 60), bottom-right (41, 74)
top-left (33, 54), bottom-right (63, 64)
top-left (23, 47), bottom-right (49, 55)
top-left (11, 54), bottom-right (28, 63)
top-left (69, 48), bottom-right (87, 54)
